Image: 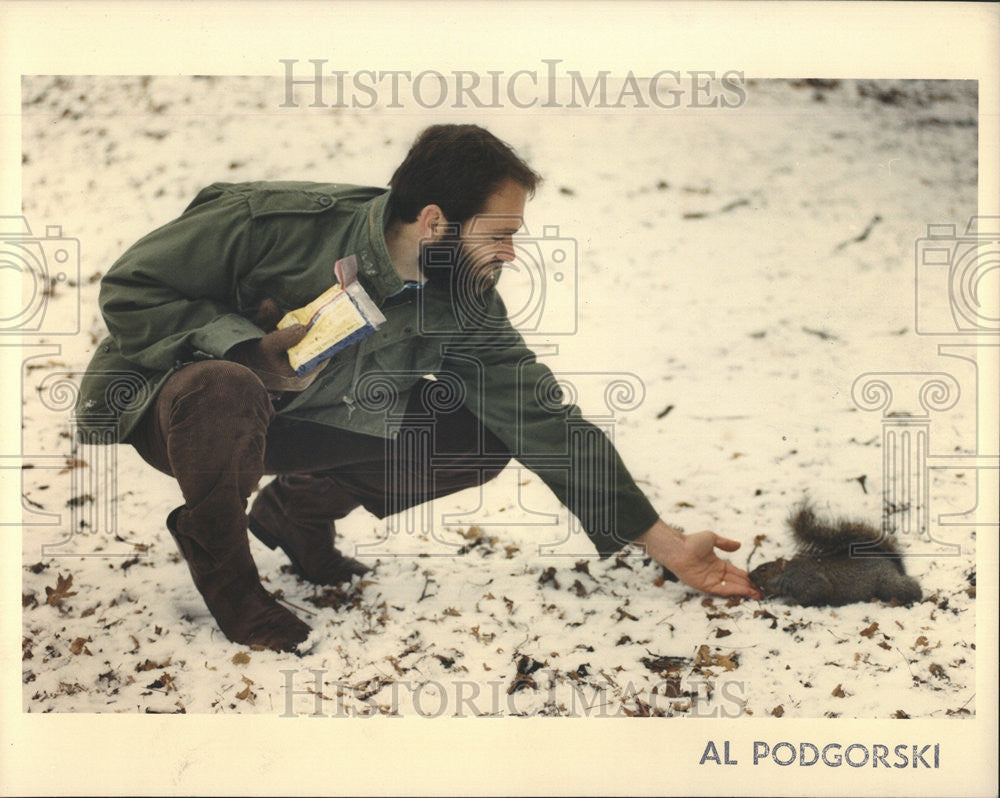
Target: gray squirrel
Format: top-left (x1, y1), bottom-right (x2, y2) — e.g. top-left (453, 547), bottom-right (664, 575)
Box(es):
top-left (749, 503), bottom-right (922, 607)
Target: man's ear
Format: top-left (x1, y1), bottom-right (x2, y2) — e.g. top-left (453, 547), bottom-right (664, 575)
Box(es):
top-left (416, 204), bottom-right (459, 242)
top-left (416, 204), bottom-right (445, 241)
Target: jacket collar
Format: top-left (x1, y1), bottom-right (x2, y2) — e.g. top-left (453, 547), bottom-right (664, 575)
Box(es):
top-left (354, 191), bottom-right (407, 307)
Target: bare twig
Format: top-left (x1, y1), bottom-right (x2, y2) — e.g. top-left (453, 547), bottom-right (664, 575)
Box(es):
top-left (276, 595), bottom-right (317, 617)
top-left (418, 574), bottom-right (436, 602)
top-left (834, 215), bottom-right (882, 251)
top-left (894, 646), bottom-right (917, 681)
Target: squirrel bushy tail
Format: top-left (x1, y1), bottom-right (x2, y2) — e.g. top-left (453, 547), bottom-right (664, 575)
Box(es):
top-left (749, 501), bottom-right (922, 606)
top-left (790, 502), bottom-right (902, 566)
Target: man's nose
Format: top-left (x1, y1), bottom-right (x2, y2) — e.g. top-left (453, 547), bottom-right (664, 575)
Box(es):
top-left (496, 240), bottom-right (516, 262)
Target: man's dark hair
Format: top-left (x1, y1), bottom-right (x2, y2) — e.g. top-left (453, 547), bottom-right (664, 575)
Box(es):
top-left (387, 124), bottom-right (542, 225)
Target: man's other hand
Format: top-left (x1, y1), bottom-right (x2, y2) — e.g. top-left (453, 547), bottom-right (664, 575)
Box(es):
top-left (250, 297), bottom-right (285, 332)
top-left (226, 325), bottom-right (324, 392)
top-left (634, 519), bottom-right (762, 599)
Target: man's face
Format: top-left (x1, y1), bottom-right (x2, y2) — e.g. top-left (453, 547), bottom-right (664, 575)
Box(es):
top-left (457, 178), bottom-right (527, 294)
top-left (420, 179), bottom-right (527, 300)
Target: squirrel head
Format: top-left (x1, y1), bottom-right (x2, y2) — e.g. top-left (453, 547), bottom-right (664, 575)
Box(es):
top-left (749, 558), bottom-right (788, 597)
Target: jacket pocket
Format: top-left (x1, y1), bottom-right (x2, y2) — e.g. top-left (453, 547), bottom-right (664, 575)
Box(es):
top-left (247, 189), bottom-right (341, 218)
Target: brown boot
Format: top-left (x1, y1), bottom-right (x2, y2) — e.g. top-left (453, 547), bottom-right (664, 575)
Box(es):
top-left (167, 506), bottom-right (311, 652)
top-left (248, 477), bottom-right (370, 585)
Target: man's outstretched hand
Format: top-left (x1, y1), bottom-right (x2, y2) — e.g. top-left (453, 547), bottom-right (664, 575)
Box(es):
top-left (635, 519), bottom-right (762, 599)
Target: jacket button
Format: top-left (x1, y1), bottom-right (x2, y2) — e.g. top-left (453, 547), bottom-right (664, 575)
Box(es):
top-left (103, 344), bottom-right (111, 353)
top-left (318, 195), bottom-right (332, 206)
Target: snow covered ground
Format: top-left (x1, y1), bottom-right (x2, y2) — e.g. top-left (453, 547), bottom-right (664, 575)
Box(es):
top-left (17, 76), bottom-right (980, 717)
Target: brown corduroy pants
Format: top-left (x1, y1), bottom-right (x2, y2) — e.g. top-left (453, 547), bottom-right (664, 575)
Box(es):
top-left (129, 360), bottom-right (511, 544)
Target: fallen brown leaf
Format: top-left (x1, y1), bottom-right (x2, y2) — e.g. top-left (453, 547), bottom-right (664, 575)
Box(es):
top-left (57, 458), bottom-right (89, 475)
top-left (146, 672), bottom-right (176, 692)
top-left (459, 525), bottom-right (483, 541)
top-left (538, 567), bottom-right (559, 589)
top-left (136, 657), bottom-right (171, 672)
top-left (715, 652), bottom-right (739, 671)
top-left (860, 621), bottom-right (879, 638)
top-left (45, 573), bottom-right (77, 606)
top-left (70, 637), bottom-right (92, 656)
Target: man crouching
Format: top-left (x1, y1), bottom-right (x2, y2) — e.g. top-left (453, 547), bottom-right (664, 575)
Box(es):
top-left (76, 124), bottom-right (759, 651)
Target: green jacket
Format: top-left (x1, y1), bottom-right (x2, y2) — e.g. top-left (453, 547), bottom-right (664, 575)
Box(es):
top-left (75, 181), bottom-right (658, 555)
